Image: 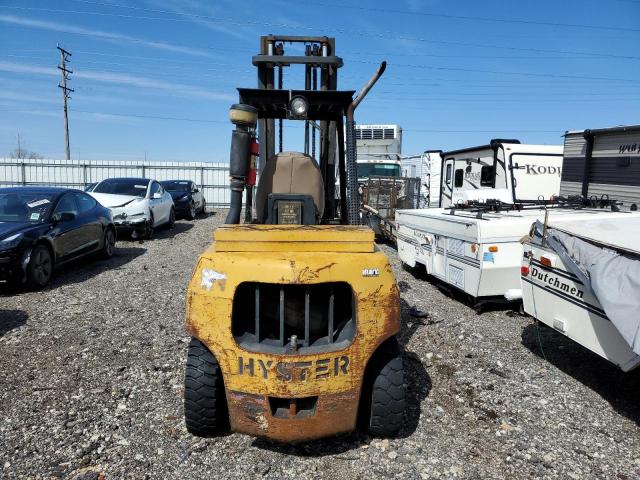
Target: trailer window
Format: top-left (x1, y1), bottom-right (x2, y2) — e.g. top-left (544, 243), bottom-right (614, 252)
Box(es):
top-left (445, 164), bottom-right (452, 184)
top-left (480, 166), bottom-right (494, 187)
top-left (454, 169), bottom-right (464, 188)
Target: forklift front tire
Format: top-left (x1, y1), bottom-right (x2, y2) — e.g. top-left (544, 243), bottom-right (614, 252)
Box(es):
top-left (184, 338), bottom-right (229, 436)
top-left (361, 337), bottom-right (406, 437)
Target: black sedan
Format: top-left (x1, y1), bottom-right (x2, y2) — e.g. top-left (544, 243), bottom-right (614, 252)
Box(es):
top-left (0, 187), bottom-right (116, 288)
top-left (160, 180), bottom-right (206, 220)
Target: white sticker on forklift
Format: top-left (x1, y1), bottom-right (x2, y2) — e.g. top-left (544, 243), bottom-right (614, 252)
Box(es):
top-left (200, 268), bottom-right (226, 290)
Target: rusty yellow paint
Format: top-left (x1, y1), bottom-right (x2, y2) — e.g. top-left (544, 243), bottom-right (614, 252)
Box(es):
top-left (185, 225), bottom-right (400, 442)
top-left (213, 224), bottom-right (375, 252)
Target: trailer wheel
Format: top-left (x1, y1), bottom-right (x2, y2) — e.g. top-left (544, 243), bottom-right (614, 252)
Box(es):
top-left (184, 338), bottom-right (229, 436)
top-left (360, 337), bottom-right (406, 437)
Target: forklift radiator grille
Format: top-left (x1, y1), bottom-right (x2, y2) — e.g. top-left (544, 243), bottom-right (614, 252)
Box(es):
top-left (232, 282), bottom-right (355, 354)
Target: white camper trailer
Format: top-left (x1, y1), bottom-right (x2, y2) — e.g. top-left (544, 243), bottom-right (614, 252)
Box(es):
top-left (438, 140), bottom-right (563, 207)
top-left (395, 140), bottom-right (564, 309)
top-left (521, 215), bottom-right (640, 372)
top-left (396, 202), bottom-right (627, 309)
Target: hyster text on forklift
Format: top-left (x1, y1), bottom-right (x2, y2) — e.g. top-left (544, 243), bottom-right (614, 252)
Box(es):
top-left (183, 35), bottom-right (406, 443)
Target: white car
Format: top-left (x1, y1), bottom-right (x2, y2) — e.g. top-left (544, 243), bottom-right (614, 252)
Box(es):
top-left (89, 177), bottom-right (175, 239)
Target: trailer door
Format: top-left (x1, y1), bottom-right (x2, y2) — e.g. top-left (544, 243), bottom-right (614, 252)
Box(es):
top-left (431, 234), bottom-right (446, 278)
top-left (440, 158), bottom-right (455, 207)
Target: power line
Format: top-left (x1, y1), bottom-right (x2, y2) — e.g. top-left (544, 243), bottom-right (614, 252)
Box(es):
top-left (70, 109), bottom-right (228, 123)
top-left (403, 128), bottom-right (562, 133)
top-left (303, 0), bottom-right (640, 34)
top-left (3, 52), bottom-right (640, 87)
top-left (353, 59), bottom-right (640, 83)
top-left (68, 0), bottom-right (640, 34)
top-left (1, 4), bottom-right (639, 61)
top-left (11, 106), bottom-right (568, 133)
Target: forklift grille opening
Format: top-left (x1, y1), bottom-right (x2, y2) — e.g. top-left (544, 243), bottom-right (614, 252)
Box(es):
top-left (232, 282), bottom-right (355, 354)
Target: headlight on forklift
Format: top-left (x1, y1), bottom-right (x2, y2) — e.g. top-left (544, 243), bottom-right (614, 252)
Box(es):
top-left (289, 95), bottom-right (308, 118)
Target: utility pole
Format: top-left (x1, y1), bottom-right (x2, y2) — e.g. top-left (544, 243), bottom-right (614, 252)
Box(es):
top-left (57, 45), bottom-right (73, 160)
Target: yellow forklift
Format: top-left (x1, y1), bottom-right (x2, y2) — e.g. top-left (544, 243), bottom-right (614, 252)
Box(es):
top-left (183, 35), bottom-right (405, 442)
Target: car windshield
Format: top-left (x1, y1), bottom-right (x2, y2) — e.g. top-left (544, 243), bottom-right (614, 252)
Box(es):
top-left (0, 191), bottom-right (57, 223)
top-left (93, 179), bottom-right (148, 197)
top-left (357, 163), bottom-right (402, 178)
top-left (161, 181), bottom-right (191, 192)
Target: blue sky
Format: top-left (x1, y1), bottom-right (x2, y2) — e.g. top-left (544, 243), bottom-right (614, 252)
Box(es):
top-left (0, 0), bottom-right (639, 161)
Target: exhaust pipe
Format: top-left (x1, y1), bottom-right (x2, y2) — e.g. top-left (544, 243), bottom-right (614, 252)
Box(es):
top-left (225, 104), bottom-right (258, 224)
top-left (345, 61), bottom-right (387, 225)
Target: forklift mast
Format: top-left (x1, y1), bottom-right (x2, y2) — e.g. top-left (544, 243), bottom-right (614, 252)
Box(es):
top-left (254, 35), bottom-right (341, 220)
top-left (225, 35), bottom-right (386, 226)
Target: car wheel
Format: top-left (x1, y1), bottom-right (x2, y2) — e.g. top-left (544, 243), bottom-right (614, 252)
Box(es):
top-left (168, 208), bottom-right (176, 228)
top-left (187, 202), bottom-right (196, 221)
top-left (200, 199), bottom-right (207, 214)
top-left (359, 337), bottom-right (406, 437)
top-left (101, 227), bottom-right (116, 259)
top-left (144, 214), bottom-right (154, 240)
top-left (27, 244), bottom-right (53, 288)
top-left (184, 338), bottom-right (229, 436)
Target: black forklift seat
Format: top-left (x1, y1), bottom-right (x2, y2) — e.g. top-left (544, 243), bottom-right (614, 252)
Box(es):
top-left (256, 152), bottom-right (325, 223)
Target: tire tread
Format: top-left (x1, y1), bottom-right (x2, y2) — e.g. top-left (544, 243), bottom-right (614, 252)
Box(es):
top-left (184, 338), bottom-right (228, 436)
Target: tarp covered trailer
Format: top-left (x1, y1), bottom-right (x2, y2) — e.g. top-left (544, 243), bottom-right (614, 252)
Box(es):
top-left (521, 214), bottom-right (640, 371)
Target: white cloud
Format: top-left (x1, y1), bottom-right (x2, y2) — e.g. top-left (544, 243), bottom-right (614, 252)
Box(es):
top-left (142, 0), bottom-right (248, 39)
top-left (0, 91), bottom-right (59, 105)
top-left (0, 61), bottom-right (235, 102)
top-left (0, 14), bottom-right (213, 57)
top-left (0, 63), bottom-right (58, 77)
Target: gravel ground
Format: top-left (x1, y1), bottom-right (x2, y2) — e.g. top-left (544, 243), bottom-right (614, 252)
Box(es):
top-left (1, 211), bottom-right (639, 479)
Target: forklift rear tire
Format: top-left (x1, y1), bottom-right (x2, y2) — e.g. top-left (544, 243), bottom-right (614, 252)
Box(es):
top-left (184, 338), bottom-right (229, 436)
top-left (360, 337), bottom-right (406, 437)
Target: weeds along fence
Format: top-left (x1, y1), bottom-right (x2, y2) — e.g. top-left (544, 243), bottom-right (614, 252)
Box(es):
top-left (0, 158), bottom-right (231, 208)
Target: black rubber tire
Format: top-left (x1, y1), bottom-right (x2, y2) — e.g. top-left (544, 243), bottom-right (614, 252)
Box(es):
top-left (167, 208), bottom-right (176, 228)
top-left (200, 199), bottom-right (206, 214)
top-left (144, 214), bottom-right (154, 240)
top-left (101, 227), bottom-right (116, 259)
top-left (184, 338), bottom-right (228, 436)
top-left (26, 244), bottom-right (53, 288)
top-left (361, 337), bottom-right (406, 437)
top-left (186, 202), bottom-right (196, 221)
